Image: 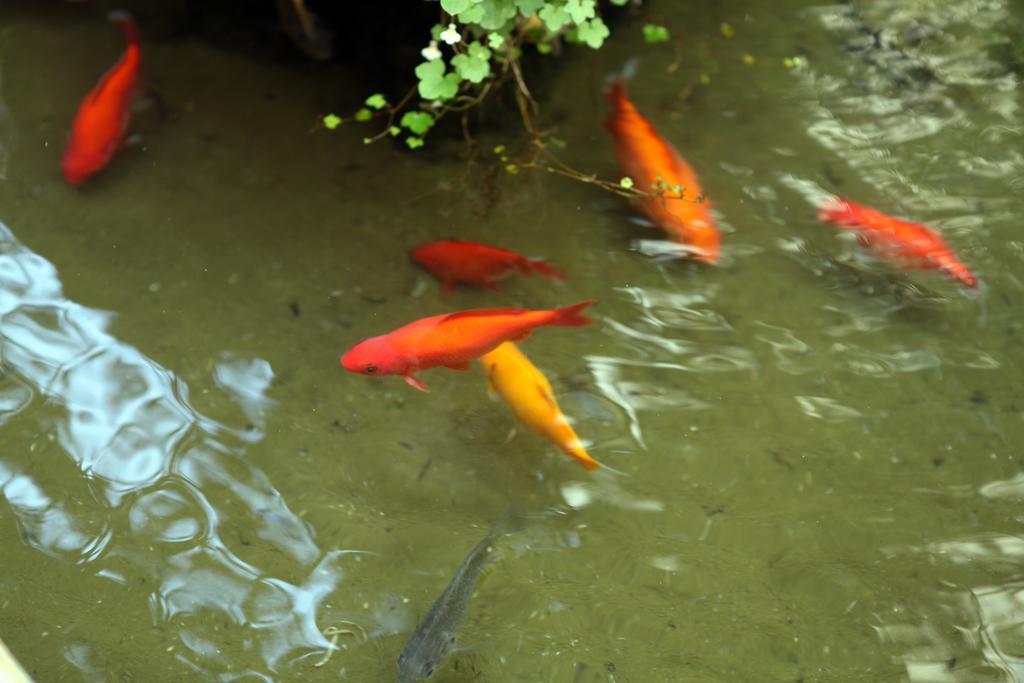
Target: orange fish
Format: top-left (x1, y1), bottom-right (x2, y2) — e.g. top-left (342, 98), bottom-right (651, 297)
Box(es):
top-left (411, 239), bottom-right (564, 292)
top-left (818, 197), bottom-right (978, 288)
top-left (481, 342), bottom-right (600, 470)
top-left (62, 12), bottom-right (141, 186)
top-left (605, 74), bottom-right (720, 263)
top-left (341, 300), bottom-right (596, 391)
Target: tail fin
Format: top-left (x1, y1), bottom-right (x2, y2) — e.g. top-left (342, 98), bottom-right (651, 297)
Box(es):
top-left (605, 58), bottom-right (639, 106)
top-left (606, 57), bottom-right (639, 86)
top-left (524, 258), bottom-right (565, 283)
top-left (818, 196), bottom-right (853, 225)
top-left (937, 256), bottom-right (979, 289)
top-left (548, 299), bottom-right (596, 327)
top-left (108, 11), bottom-right (140, 45)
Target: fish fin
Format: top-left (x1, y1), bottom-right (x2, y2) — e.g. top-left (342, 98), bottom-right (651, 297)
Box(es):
top-left (108, 11), bottom-right (140, 45)
top-left (527, 258), bottom-right (565, 283)
top-left (445, 362), bottom-right (470, 371)
top-left (605, 57), bottom-right (639, 86)
top-left (818, 196), bottom-right (854, 225)
top-left (570, 445), bottom-right (603, 470)
top-left (549, 299), bottom-right (597, 327)
top-left (511, 329), bottom-right (532, 342)
top-left (536, 385), bottom-right (559, 412)
top-left (404, 375), bottom-right (430, 392)
top-left (440, 307), bottom-right (528, 323)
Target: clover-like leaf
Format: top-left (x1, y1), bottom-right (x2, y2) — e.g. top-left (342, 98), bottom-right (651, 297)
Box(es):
top-left (457, 4), bottom-right (485, 23)
top-left (323, 113), bottom-right (341, 130)
top-left (452, 41), bottom-right (492, 83)
top-left (440, 0), bottom-right (473, 14)
top-left (478, 0), bottom-right (518, 30)
top-left (514, 0), bottom-right (544, 14)
top-left (642, 24), bottom-right (670, 44)
top-left (406, 136), bottom-right (425, 149)
top-left (365, 93), bottom-right (387, 110)
top-left (487, 32), bottom-right (505, 49)
top-left (619, 176), bottom-right (634, 189)
top-left (354, 108), bottom-right (372, 122)
top-left (577, 17), bottom-right (609, 48)
top-left (565, 0), bottom-right (595, 24)
top-left (538, 4), bottom-right (570, 32)
top-left (400, 111), bottom-right (435, 136)
top-left (415, 60), bottom-right (463, 101)
top-left (389, 126), bottom-right (401, 137)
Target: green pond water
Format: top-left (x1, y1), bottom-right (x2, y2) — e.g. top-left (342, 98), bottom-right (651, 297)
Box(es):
top-left (1, 0), bottom-right (1023, 681)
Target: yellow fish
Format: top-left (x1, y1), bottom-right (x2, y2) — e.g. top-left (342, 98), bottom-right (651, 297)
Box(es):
top-left (480, 342), bottom-right (601, 470)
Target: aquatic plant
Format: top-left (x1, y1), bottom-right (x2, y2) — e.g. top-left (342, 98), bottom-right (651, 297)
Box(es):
top-left (322, 0), bottom-right (633, 147)
top-left (320, 0), bottom-right (700, 206)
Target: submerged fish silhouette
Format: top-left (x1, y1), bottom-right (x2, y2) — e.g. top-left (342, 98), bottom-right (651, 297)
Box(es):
top-left (397, 516), bottom-right (516, 681)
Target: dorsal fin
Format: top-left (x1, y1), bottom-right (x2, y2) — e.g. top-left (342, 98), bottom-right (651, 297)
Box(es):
top-left (440, 307), bottom-right (526, 323)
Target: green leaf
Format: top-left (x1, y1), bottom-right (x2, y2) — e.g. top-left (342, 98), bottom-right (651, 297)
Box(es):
top-left (457, 4), bottom-right (484, 22)
top-left (354, 108), bottom-right (372, 122)
top-left (577, 17), bottom-right (609, 48)
top-left (487, 32), bottom-right (505, 49)
top-left (478, 0), bottom-right (517, 30)
top-left (440, 0), bottom-right (473, 14)
top-left (619, 176), bottom-right (634, 189)
top-left (406, 136), bottom-right (425, 149)
top-left (514, 0), bottom-right (544, 14)
top-left (365, 93), bottom-right (387, 110)
top-left (536, 41), bottom-right (553, 54)
top-left (431, 24), bottom-right (445, 40)
top-left (609, 0), bottom-right (629, 5)
top-left (415, 60), bottom-right (463, 101)
top-left (322, 113), bottom-right (341, 130)
top-left (451, 41), bottom-right (492, 83)
top-left (400, 111), bottom-right (435, 135)
top-left (538, 4), bottom-right (570, 32)
top-left (643, 24), bottom-right (670, 43)
top-left (565, 0), bottom-right (595, 24)
top-left (389, 125), bottom-right (401, 136)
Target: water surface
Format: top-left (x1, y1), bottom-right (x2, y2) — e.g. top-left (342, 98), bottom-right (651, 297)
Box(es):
top-left (1, 0), bottom-right (1023, 681)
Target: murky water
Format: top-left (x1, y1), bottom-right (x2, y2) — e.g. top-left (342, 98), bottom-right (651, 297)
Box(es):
top-left (1, 0), bottom-right (1023, 681)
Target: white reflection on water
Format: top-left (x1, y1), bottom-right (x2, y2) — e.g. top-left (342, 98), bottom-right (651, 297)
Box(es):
top-left (0, 221), bottom-right (354, 675)
top-left (882, 469), bottom-right (1024, 682)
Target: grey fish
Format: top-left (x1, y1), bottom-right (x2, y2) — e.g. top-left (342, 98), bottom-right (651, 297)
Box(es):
top-left (397, 520), bottom-right (510, 682)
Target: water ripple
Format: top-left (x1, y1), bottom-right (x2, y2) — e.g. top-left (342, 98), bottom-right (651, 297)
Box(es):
top-left (0, 220), bottom-right (348, 674)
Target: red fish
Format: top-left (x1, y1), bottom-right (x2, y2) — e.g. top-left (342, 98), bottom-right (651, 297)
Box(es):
top-left (62, 12), bottom-right (141, 186)
top-left (605, 76), bottom-right (720, 263)
top-left (818, 197), bottom-right (978, 288)
top-left (411, 239), bottom-right (564, 292)
top-left (341, 300), bottom-right (595, 391)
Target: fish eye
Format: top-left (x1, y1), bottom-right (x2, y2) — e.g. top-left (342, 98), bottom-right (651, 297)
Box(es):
top-left (364, 364), bottom-right (378, 374)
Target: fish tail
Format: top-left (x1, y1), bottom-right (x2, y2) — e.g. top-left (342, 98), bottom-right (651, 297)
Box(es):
top-left (567, 440), bottom-right (602, 470)
top-left (108, 11), bottom-right (140, 45)
top-left (548, 299), bottom-right (596, 327)
top-left (818, 196), bottom-right (853, 224)
top-left (606, 57), bottom-right (639, 86)
top-left (939, 257), bottom-right (979, 289)
top-left (524, 258), bottom-right (565, 282)
top-left (604, 59), bottom-right (638, 107)
top-left (818, 196), bottom-right (866, 231)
